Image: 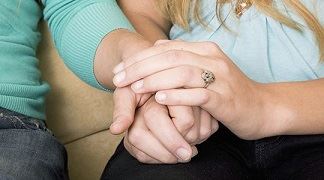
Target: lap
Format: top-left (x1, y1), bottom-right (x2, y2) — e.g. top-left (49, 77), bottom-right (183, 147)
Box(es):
top-left (0, 108), bottom-right (68, 180)
top-left (102, 128), bottom-right (250, 180)
top-left (266, 135), bottom-right (324, 180)
top-left (102, 124), bottom-right (324, 180)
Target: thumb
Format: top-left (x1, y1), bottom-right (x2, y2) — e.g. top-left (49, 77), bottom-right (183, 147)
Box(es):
top-left (110, 87), bottom-right (138, 134)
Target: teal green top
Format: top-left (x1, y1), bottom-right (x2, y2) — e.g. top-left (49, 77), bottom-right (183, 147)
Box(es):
top-left (0, 0), bottom-right (133, 120)
top-left (170, 0), bottom-right (324, 83)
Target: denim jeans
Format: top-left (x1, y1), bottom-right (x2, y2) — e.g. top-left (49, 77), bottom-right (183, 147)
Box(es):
top-left (102, 124), bottom-right (324, 180)
top-left (0, 107), bottom-right (68, 180)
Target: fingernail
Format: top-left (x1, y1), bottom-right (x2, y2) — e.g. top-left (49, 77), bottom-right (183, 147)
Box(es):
top-left (155, 92), bottom-right (166, 101)
top-left (113, 63), bottom-right (124, 74)
top-left (176, 148), bottom-right (191, 161)
top-left (110, 121), bottom-right (121, 133)
top-left (113, 71), bottom-right (126, 84)
top-left (131, 80), bottom-right (144, 91)
top-left (211, 121), bottom-right (219, 133)
top-left (192, 147), bottom-right (198, 157)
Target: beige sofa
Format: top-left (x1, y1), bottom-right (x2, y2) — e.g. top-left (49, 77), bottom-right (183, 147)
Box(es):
top-left (37, 22), bottom-right (123, 180)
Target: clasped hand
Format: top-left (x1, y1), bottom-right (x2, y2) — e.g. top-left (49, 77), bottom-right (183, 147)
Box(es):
top-left (110, 40), bottom-right (266, 164)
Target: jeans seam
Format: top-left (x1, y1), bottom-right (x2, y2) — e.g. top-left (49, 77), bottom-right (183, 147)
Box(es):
top-left (8, 116), bottom-right (18, 129)
top-left (15, 116), bottom-right (28, 129)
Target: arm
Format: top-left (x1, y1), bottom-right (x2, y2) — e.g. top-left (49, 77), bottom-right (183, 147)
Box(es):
top-left (42, 0), bottom-right (199, 163)
top-left (42, 0), bottom-right (151, 89)
top-left (260, 79), bottom-right (324, 136)
top-left (112, 40), bottom-right (324, 139)
top-left (118, 0), bottom-right (171, 42)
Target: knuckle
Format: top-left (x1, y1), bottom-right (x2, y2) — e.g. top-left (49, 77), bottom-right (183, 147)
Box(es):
top-left (143, 106), bottom-right (160, 123)
top-left (200, 128), bottom-right (211, 139)
top-left (127, 130), bottom-right (142, 145)
top-left (175, 117), bottom-right (195, 133)
top-left (212, 122), bottom-right (219, 133)
top-left (216, 60), bottom-right (230, 75)
top-left (205, 42), bottom-right (220, 54)
top-left (167, 50), bottom-right (183, 62)
top-left (183, 117), bottom-right (195, 130)
top-left (135, 151), bottom-right (150, 163)
top-left (200, 90), bottom-right (210, 105)
top-left (185, 132), bottom-right (199, 143)
top-left (178, 67), bottom-right (193, 84)
top-left (205, 41), bottom-right (220, 50)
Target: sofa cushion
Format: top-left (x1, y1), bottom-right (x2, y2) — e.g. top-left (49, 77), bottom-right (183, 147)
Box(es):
top-left (65, 131), bottom-right (123, 180)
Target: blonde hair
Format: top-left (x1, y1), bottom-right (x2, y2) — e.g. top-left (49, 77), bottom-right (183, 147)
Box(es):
top-left (157, 0), bottom-right (324, 61)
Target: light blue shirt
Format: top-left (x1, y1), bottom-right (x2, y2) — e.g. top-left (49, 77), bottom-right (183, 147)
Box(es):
top-left (169, 0), bottom-right (324, 83)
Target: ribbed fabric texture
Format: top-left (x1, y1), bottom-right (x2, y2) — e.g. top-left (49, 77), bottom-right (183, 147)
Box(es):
top-left (0, 0), bottom-right (133, 120)
top-left (44, 0), bottom-right (134, 90)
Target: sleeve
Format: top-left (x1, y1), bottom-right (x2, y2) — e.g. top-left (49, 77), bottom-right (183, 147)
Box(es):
top-left (42, 0), bottom-right (134, 90)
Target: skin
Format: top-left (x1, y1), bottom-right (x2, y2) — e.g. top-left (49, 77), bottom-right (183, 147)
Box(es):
top-left (114, 0), bottom-right (324, 142)
top-left (94, 29), bottom-right (218, 163)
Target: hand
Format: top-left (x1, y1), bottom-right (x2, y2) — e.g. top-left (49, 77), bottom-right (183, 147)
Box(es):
top-left (94, 29), bottom-right (152, 89)
top-left (112, 86), bottom-right (218, 163)
top-left (109, 43), bottom-right (218, 140)
top-left (109, 86), bottom-right (152, 134)
top-left (169, 106), bottom-right (219, 145)
top-left (123, 96), bottom-right (198, 164)
top-left (112, 40), bottom-right (267, 140)
top-left (110, 39), bottom-right (218, 163)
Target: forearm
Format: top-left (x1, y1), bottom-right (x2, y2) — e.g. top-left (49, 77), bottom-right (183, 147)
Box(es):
top-left (43, 0), bottom-right (136, 90)
top-left (118, 0), bottom-right (171, 42)
top-left (260, 78), bottom-right (324, 136)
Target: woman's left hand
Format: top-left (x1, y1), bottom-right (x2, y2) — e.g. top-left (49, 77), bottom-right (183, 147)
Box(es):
top-left (113, 40), bottom-right (270, 140)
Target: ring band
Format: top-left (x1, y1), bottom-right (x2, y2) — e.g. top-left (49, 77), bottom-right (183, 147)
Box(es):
top-left (201, 70), bottom-right (215, 88)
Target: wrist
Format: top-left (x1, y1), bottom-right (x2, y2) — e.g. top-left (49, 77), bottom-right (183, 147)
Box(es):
top-left (256, 83), bottom-right (296, 138)
top-left (117, 30), bottom-right (152, 60)
top-left (94, 29), bottom-right (152, 89)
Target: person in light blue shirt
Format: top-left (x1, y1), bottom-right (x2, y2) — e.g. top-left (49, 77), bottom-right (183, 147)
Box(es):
top-left (103, 0), bottom-right (324, 179)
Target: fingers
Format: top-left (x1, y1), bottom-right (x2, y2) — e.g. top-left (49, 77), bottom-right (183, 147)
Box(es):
top-left (126, 98), bottom-right (199, 163)
top-left (156, 88), bottom-right (220, 108)
top-left (155, 88), bottom-right (222, 121)
top-left (198, 110), bottom-right (212, 143)
top-left (113, 50), bottom-right (219, 87)
top-left (168, 106), bottom-right (195, 136)
top-left (124, 136), bottom-right (161, 164)
top-left (125, 135), bottom-right (198, 164)
top-left (130, 65), bottom-right (206, 94)
top-left (211, 118), bottom-right (219, 134)
top-left (113, 41), bottom-right (224, 73)
top-left (169, 106), bottom-right (216, 145)
top-left (125, 107), bottom-right (180, 163)
top-left (126, 128), bottom-right (179, 164)
top-left (110, 87), bottom-right (137, 134)
top-left (142, 98), bottom-right (194, 162)
top-left (184, 107), bottom-right (201, 145)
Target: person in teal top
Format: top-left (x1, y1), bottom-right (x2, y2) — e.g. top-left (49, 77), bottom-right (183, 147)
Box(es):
top-left (0, 0), bottom-right (162, 179)
top-left (103, 0), bottom-right (324, 179)
top-left (0, 0), bottom-right (133, 119)
top-left (1, 0), bottom-right (220, 179)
